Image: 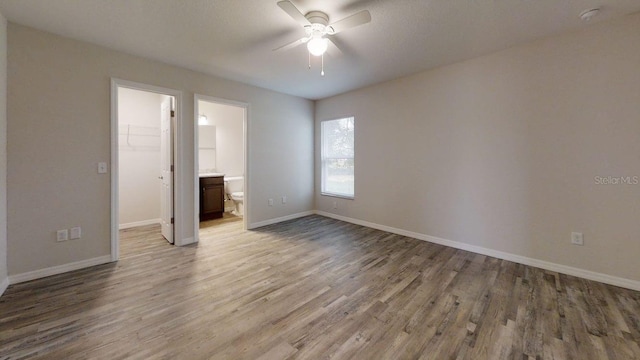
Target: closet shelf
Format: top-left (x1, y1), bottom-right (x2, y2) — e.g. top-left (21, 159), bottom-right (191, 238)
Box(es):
top-left (118, 123), bottom-right (161, 149)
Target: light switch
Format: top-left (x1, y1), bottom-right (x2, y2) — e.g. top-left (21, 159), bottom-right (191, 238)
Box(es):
top-left (98, 162), bottom-right (108, 174)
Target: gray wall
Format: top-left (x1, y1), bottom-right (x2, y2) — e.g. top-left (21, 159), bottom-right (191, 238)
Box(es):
top-left (0, 13), bottom-right (7, 294)
top-left (7, 23), bottom-right (314, 276)
top-left (315, 13), bottom-right (640, 282)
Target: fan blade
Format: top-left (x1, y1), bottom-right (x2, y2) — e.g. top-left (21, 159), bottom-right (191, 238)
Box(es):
top-left (326, 38), bottom-right (343, 57)
top-left (277, 1), bottom-right (310, 26)
top-left (328, 10), bottom-right (371, 34)
top-left (273, 36), bottom-right (310, 52)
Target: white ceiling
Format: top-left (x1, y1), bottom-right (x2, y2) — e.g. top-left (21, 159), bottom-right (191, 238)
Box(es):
top-left (0, 1), bottom-right (639, 100)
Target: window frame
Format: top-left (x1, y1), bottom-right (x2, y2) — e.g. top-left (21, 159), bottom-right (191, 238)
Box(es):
top-left (320, 116), bottom-right (355, 199)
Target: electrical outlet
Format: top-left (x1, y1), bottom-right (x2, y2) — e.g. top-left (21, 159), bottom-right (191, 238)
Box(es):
top-left (56, 229), bottom-right (69, 242)
top-left (282, 196), bottom-right (287, 204)
top-left (268, 198), bottom-right (274, 206)
top-left (333, 201), bottom-right (337, 209)
top-left (70, 227), bottom-right (82, 240)
top-left (571, 232), bottom-right (584, 246)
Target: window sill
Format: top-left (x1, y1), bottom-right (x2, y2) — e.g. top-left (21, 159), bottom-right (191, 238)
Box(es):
top-left (321, 192), bottom-right (354, 200)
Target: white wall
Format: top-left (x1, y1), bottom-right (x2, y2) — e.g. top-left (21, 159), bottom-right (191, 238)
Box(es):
top-left (315, 13), bottom-right (640, 284)
top-left (7, 23), bottom-right (314, 277)
top-left (199, 101), bottom-right (244, 177)
top-left (0, 12), bottom-right (7, 296)
top-left (117, 87), bottom-right (163, 227)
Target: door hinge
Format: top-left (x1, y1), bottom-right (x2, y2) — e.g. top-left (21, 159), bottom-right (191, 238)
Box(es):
top-left (170, 165), bottom-right (174, 172)
top-left (170, 110), bottom-right (175, 117)
top-left (171, 217), bottom-right (174, 224)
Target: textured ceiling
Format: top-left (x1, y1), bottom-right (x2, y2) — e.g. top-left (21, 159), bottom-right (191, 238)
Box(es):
top-left (0, 0), bottom-right (639, 100)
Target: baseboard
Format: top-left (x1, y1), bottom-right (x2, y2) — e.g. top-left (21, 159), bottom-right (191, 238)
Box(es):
top-left (0, 276), bottom-right (8, 297)
top-left (248, 211), bottom-right (315, 230)
top-left (9, 255), bottom-right (112, 285)
top-left (119, 218), bottom-right (161, 230)
top-left (315, 211), bottom-right (640, 291)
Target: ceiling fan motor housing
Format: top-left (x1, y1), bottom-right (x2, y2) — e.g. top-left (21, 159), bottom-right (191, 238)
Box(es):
top-left (305, 11), bottom-right (329, 26)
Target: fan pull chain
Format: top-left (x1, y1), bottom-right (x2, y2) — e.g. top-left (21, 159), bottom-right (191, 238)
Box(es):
top-left (307, 52), bottom-right (326, 76)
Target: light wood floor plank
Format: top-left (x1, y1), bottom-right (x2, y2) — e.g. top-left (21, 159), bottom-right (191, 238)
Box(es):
top-left (1, 214), bottom-right (639, 359)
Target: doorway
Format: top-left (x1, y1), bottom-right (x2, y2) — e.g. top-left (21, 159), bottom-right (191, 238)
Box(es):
top-left (194, 95), bottom-right (248, 242)
top-left (110, 79), bottom-right (182, 261)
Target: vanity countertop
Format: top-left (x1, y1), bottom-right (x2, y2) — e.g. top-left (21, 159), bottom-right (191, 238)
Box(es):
top-left (199, 172), bottom-right (225, 178)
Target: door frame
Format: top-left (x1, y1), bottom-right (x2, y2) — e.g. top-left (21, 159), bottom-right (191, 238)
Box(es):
top-left (194, 94), bottom-right (250, 242)
top-left (110, 78), bottom-right (184, 261)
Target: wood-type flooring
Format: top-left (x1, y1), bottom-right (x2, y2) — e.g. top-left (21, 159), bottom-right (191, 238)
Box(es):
top-left (1, 215), bottom-right (639, 359)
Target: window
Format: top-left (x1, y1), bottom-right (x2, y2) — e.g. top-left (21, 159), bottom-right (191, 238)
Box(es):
top-left (321, 117), bottom-right (355, 198)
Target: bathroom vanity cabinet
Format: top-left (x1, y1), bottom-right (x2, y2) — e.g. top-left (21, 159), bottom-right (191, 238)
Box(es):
top-left (199, 175), bottom-right (224, 221)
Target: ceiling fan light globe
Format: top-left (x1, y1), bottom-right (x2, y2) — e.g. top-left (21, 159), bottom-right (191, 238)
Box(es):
top-left (307, 37), bottom-right (328, 56)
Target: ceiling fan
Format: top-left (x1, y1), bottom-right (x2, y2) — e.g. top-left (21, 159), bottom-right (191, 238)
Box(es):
top-left (274, 0), bottom-right (372, 75)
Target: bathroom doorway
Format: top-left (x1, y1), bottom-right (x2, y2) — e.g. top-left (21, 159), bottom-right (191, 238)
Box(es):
top-left (194, 95), bottom-right (248, 241)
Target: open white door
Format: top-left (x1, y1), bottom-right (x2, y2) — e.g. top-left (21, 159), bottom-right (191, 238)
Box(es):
top-left (160, 97), bottom-right (174, 243)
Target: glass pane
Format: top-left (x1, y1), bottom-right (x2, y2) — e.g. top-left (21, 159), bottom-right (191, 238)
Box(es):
top-left (323, 118), bottom-right (354, 159)
top-left (323, 158), bottom-right (354, 197)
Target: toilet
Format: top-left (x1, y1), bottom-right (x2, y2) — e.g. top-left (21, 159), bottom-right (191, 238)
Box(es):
top-left (231, 192), bottom-right (244, 217)
top-left (224, 176), bottom-right (244, 216)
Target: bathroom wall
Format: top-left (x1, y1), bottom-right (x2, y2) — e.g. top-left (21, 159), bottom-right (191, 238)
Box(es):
top-left (117, 87), bottom-right (164, 228)
top-left (315, 13), bottom-right (640, 285)
top-left (197, 123), bottom-right (216, 172)
top-left (199, 101), bottom-right (244, 177)
top-left (197, 100), bottom-right (216, 172)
